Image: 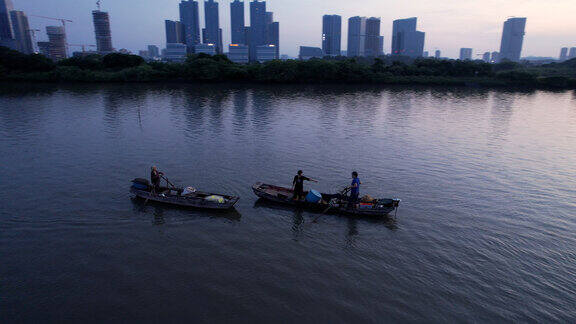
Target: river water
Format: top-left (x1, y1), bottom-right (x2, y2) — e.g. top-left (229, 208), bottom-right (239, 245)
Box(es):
top-left (1, 84), bottom-right (575, 322)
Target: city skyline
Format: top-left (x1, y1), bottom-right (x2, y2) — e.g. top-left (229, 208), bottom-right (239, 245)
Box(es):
top-left (6, 0), bottom-right (576, 58)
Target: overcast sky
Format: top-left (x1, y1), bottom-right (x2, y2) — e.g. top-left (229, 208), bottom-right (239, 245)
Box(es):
top-left (15, 0), bottom-right (576, 58)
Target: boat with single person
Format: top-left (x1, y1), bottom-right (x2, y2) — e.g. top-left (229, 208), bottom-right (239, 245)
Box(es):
top-left (130, 178), bottom-right (239, 210)
top-left (252, 182), bottom-right (400, 217)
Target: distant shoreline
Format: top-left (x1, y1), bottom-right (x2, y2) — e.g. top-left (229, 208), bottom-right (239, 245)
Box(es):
top-left (1, 76), bottom-right (574, 91)
top-left (2, 47), bottom-right (575, 90)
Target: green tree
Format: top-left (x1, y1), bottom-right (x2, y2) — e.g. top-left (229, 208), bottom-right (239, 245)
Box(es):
top-left (102, 53), bottom-right (144, 70)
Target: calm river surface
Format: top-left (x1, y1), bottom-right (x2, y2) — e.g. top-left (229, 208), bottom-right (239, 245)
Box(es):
top-left (1, 84), bottom-right (575, 322)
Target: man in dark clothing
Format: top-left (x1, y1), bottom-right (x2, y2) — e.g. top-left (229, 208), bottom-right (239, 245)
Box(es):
top-left (292, 170), bottom-right (317, 201)
top-left (150, 166), bottom-right (164, 193)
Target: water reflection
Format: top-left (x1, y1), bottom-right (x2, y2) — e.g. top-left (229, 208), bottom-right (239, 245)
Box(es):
top-left (232, 90), bottom-right (249, 136)
top-left (102, 86), bottom-right (148, 134)
top-left (488, 91), bottom-right (515, 148)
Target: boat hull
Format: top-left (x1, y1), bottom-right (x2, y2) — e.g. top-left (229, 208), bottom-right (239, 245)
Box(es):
top-left (130, 187), bottom-right (239, 210)
top-left (252, 182), bottom-right (399, 217)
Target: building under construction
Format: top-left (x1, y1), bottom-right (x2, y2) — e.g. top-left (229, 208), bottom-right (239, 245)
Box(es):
top-left (92, 7), bottom-right (113, 53)
top-left (46, 25), bottom-right (67, 60)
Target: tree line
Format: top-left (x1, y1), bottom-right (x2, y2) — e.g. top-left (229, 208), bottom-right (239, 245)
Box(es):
top-left (1, 46), bottom-right (575, 89)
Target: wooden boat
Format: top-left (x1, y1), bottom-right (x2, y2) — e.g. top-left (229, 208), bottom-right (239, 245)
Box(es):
top-left (252, 182), bottom-right (400, 217)
top-left (130, 178), bottom-right (239, 210)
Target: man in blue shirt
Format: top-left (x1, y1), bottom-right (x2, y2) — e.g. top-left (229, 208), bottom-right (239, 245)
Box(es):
top-left (349, 171), bottom-right (361, 207)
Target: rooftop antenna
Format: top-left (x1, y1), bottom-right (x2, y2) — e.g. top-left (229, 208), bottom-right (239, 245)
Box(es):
top-left (96, 0), bottom-right (101, 11)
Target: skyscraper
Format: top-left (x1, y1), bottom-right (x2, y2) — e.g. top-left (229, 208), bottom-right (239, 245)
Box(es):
top-left (365, 17), bottom-right (383, 57)
top-left (459, 48), bottom-right (473, 60)
top-left (249, 0), bottom-right (266, 60)
top-left (499, 17), bottom-right (526, 62)
top-left (148, 45), bottom-right (160, 58)
top-left (230, 0), bottom-right (245, 44)
top-left (267, 20), bottom-right (279, 58)
top-left (37, 41), bottom-right (50, 57)
top-left (92, 9), bottom-right (113, 53)
top-left (569, 47), bottom-right (576, 60)
top-left (165, 20), bottom-right (185, 44)
top-left (10, 11), bottom-right (33, 54)
top-left (322, 15), bottom-right (341, 56)
top-left (0, 0), bottom-right (15, 49)
top-left (435, 50), bottom-right (441, 59)
top-left (203, 0), bottom-right (222, 53)
top-left (46, 26), bottom-right (67, 60)
top-left (559, 47), bottom-right (568, 61)
top-left (180, 0), bottom-right (201, 50)
top-left (347, 16), bottom-right (366, 57)
top-left (391, 17), bottom-right (425, 58)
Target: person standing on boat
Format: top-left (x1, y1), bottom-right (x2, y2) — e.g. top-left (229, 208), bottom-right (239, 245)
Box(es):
top-left (150, 166), bottom-right (164, 192)
top-left (349, 171), bottom-right (361, 206)
top-left (292, 170), bottom-right (317, 201)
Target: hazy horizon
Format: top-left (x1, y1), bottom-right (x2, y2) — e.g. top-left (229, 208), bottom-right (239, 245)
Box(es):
top-left (14, 0), bottom-right (576, 58)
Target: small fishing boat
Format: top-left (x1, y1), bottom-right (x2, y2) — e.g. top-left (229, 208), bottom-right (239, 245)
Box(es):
top-left (252, 182), bottom-right (400, 217)
top-left (130, 178), bottom-right (239, 210)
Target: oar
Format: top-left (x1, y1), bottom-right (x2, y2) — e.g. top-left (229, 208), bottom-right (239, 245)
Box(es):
top-left (161, 175), bottom-right (178, 189)
top-left (312, 205), bottom-right (331, 223)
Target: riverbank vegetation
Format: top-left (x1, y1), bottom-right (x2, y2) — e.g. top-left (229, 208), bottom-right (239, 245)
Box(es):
top-left (1, 46), bottom-right (575, 89)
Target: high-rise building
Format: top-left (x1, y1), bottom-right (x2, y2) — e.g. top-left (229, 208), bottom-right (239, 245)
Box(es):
top-left (347, 16), bottom-right (366, 57)
top-left (37, 41), bottom-right (50, 56)
top-left (255, 44), bottom-right (275, 62)
top-left (9, 11), bottom-right (33, 54)
top-left (230, 0), bottom-right (245, 44)
top-left (499, 17), bottom-right (526, 62)
top-left (435, 50), bottom-right (441, 59)
top-left (491, 51), bottom-right (499, 63)
top-left (46, 26), bottom-right (67, 60)
top-left (459, 48), bottom-right (473, 60)
top-left (203, 0), bottom-right (222, 53)
top-left (559, 47), bottom-right (568, 61)
top-left (569, 47), bottom-right (576, 60)
top-left (163, 43), bottom-right (187, 62)
top-left (228, 44), bottom-right (249, 63)
top-left (92, 10), bottom-right (114, 53)
top-left (365, 17), bottom-right (383, 57)
top-left (180, 0), bottom-right (201, 50)
top-left (249, 0), bottom-right (266, 60)
top-left (165, 20), bottom-right (185, 44)
top-left (482, 52), bottom-right (491, 62)
top-left (194, 43), bottom-right (217, 55)
top-left (148, 45), bottom-right (160, 58)
top-left (0, 0), bottom-right (15, 49)
top-left (423, 51), bottom-right (429, 58)
top-left (322, 15), bottom-right (341, 56)
top-left (391, 17), bottom-right (425, 58)
top-left (267, 19), bottom-right (279, 58)
top-left (299, 46), bottom-right (323, 60)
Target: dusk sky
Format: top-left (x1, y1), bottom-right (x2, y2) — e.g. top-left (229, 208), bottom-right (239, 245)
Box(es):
top-left (15, 0), bottom-right (576, 58)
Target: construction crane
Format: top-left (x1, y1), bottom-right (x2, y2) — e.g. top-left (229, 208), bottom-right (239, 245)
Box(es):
top-left (68, 44), bottom-right (97, 53)
top-left (96, 0), bottom-right (101, 11)
top-left (30, 15), bottom-right (73, 28)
